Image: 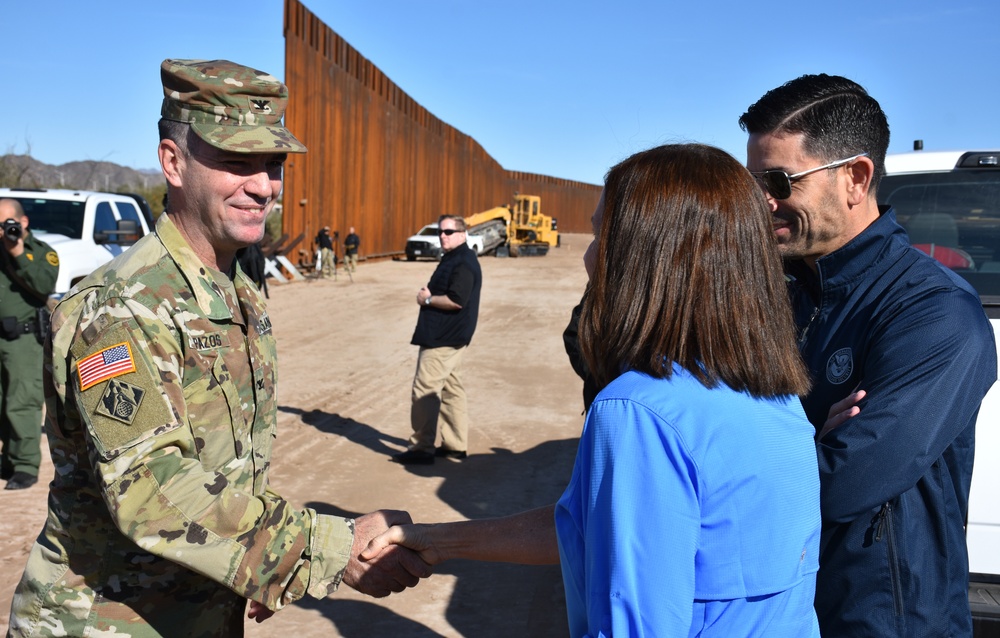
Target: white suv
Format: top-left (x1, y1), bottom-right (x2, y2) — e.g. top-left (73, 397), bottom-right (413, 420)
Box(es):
top-left (0, 188), bottom-right (153, 298)
top-left (878, 150), bottom-right (1000, 630)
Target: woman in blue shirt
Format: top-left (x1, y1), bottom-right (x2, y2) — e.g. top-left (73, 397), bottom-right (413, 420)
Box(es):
top-left (361, 143), bottom-right (821, 637)
top-left (557, 143), bottom-right (820, 636)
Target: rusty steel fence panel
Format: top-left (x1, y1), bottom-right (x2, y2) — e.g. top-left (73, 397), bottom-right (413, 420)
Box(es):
top-left (282, 0), bottom-right (601, 265)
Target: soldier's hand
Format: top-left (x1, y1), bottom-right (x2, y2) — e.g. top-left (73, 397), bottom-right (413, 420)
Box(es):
top-left (344, 510), bottom-right (433, 597)
top-left (247, 600), bottom-right (275, 623)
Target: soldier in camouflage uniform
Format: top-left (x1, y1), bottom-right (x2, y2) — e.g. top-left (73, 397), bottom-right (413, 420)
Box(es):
top-left (7, 59), bottom-right (428, 638)
top-left (0, 198), bottom-right (59, 490)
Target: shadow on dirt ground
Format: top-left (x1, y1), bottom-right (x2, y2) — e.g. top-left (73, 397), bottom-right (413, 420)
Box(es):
top-left (294, 406), bottom-right (578, 638)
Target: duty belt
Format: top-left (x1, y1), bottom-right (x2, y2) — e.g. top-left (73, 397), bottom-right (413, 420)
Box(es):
top-left (0, 317), bottom-right (37, 340)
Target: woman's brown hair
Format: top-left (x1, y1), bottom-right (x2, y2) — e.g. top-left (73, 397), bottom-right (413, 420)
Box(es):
top-left (580, 143), bottom-right (810, 398)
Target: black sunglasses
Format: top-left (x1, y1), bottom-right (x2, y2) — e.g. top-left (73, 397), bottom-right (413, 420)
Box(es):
top-left (751, 153), bottom-right (868, 200)
top-left (438, 228), bottom-right (464, 236)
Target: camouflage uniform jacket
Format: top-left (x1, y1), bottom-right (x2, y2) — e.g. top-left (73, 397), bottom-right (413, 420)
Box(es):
top-left (9, 214), bottom-right (354, 638)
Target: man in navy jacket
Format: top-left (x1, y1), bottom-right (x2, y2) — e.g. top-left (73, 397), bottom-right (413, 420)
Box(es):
top-left (740, 74), bottom-right (996, 637)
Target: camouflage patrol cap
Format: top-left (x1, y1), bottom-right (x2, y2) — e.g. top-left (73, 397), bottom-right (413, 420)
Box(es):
top-left (160, 59), bottom-right (307, 154)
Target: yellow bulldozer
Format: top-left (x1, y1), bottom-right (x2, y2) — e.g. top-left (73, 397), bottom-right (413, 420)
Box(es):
top-left (464, 194), bottom-right (559, 257)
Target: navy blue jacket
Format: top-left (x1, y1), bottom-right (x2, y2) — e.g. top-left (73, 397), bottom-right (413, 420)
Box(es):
top-left (411, 243), bottom-right (481, 349)
top-left (788, 209), bottom-right (996, 637)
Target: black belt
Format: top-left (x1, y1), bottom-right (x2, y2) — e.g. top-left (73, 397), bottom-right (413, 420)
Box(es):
top-left (0, 317), bottom-right (36, 340)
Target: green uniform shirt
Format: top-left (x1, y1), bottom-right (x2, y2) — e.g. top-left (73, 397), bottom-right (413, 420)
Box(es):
top-left (0, 230), bottom-right (59, 320)
top-left (9, 214), bottom-right (354, 638)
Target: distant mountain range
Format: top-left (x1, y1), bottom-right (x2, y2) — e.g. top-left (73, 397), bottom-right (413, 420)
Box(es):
top-left (0, 154), bottom-right (161, 192)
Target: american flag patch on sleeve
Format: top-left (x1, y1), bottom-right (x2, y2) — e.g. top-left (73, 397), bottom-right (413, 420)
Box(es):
top-left (77, 342), bottom-right (137, 391)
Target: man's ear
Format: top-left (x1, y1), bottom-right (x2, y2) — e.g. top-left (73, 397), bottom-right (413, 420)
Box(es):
top-left (159, 139), bottom-right (185, 189)
top-left (845, 156), bottom-right (875, 206)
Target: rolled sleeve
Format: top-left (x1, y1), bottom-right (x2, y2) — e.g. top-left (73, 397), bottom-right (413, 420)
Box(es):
top-left (445, 263), bottom-right (473, 306)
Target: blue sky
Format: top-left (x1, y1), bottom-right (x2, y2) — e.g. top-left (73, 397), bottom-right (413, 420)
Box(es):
top-left (5, 1), bottom-right (998, 185)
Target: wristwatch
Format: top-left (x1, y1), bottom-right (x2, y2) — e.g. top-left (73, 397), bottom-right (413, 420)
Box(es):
top-left (424, 295), bottom-right (432, 306)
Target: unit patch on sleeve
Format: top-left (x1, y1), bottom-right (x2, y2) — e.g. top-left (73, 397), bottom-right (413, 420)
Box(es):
top-left (78, 342), bottom-right (137, 391)
top-left (95, 378), bottom-right (146, 425)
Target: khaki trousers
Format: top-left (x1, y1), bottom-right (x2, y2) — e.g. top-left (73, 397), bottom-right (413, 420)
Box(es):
top-left (409, 345), bottom-right (468, 453)
top-left (319, 248), bottom-right (336, 278)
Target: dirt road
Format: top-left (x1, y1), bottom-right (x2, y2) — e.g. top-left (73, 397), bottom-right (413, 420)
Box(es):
top-left (0, 234), bottom-right (592, 637)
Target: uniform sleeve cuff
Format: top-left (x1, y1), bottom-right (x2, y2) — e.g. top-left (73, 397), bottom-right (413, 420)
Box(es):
top-left (305, 512), bottom-right (355, 599)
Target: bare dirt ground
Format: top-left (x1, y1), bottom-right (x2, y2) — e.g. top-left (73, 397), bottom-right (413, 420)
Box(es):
top-left (0, 234), bottom-right (592, 637)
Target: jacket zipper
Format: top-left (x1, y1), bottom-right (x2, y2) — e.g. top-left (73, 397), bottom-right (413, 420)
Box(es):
top-left (798, 306), bottom-right (821, 349)
top-left (875, 502), bottom-right (904, 617)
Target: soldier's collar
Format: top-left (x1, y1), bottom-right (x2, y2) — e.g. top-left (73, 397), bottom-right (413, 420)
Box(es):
top-left (154, 214), bottom-right (236, 321)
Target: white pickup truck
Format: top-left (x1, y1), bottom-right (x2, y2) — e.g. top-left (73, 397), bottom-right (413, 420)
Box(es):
top-left (878, 149), bottom-right (1000, 635)
top-left (0, 188), bottom-right (153, 298)
top-left (404, 222), bottom-right (485, 261)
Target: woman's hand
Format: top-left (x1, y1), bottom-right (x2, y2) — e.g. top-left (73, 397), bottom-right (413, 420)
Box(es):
top-left (817, 389), bottom-right (866, 441)
top-left (361, 523), bottom-right (444, 566)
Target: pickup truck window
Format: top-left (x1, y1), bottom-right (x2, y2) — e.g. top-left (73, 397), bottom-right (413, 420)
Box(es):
top-left (93, 201), bottom-right (117, 240)
top-left (8, 197), bottom-right (85, 239)
top-left (879, 170), bottom-right (1000, 301)
top-left (116, 201), bottom-right (142, 226)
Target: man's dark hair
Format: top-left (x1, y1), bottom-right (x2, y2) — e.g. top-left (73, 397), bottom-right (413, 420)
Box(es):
top-left (581, 143), bottom-right (810, 398)
top-left (739, 74), bottom-right (890, 195)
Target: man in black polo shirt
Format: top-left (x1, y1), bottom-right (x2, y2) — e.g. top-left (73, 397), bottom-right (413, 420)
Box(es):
top-left (393, 215), bottom-right (482, 465)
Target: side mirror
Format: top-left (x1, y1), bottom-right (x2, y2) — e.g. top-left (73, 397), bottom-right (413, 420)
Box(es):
top-left (95, 219), bottom-right (141, 246)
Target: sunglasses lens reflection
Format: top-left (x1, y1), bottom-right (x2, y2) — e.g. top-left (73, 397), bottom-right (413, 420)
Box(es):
top-left (762, 172), bottom-right (791, 200)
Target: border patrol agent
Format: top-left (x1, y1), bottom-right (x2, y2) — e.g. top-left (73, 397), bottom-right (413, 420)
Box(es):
top-left (0, 198), bottom-right (58, 490)
top-left (7, 59), bottom-right (428, 637)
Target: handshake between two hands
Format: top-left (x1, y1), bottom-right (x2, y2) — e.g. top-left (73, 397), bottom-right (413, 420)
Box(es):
top-left (248, 509), bottom-right (435, 623)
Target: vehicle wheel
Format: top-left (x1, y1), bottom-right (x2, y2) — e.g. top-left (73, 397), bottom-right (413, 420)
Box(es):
top-left (525, 230), bottom-right (537, 242)
top-left (406, 255), bottom-right (415, 262)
